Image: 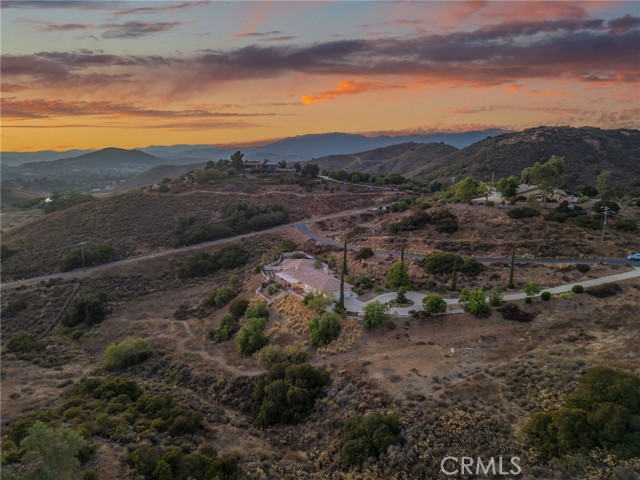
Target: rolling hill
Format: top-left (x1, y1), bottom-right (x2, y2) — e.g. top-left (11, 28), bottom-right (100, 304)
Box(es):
top-left (305, 127), bottom-right (640, 192)
top-left (312, 142), bottom-right (458, 176)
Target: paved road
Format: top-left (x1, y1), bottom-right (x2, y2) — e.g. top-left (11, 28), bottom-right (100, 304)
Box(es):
top-left (0, 207), bottom-right (374, 288)
top-left (3, 210), bottom-right (636, 289)
top-left (293, 222), bottom-right (638, 267)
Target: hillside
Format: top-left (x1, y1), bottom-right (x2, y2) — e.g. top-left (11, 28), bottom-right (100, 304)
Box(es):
top-left (312, 142), bottom-right (458, 176)
top-left (111, 162), bottom-right (207, 192)
top-left (411, 126), bottom-right (640, 191)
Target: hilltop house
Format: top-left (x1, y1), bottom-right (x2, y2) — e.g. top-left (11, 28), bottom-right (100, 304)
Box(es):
top-left (271, 258), bottom-right (353, 299)
top-left (472, 184), bottom-right (577, 205)
top-left (242, 160), bottom-right (278, 172)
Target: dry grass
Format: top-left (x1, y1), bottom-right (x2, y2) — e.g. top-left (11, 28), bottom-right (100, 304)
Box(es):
top-left (317, 317), bottom-right (363, 355)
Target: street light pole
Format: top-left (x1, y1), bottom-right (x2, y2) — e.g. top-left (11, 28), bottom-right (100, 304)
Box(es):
top-left (600, 207), bottom-right (612, 245)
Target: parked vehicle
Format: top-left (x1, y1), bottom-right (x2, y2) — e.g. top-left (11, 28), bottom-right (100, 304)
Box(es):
top-left (627, 253), bottom-right (640, 261)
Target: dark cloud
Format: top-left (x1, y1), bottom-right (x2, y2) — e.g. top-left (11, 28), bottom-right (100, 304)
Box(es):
top-left (259, 36), bottom-right (298, 43)
top-left (113, 2), bottom-right (205, 17)
top-left (1, 98), bottom-right (276, 120)
top-left (37, 23), bottom-right (93, 32)
top-left (102, 21), bottom-right (181, 39)
top-left (236, 31), bottom-right (284, 38)
top-left (4, 15), bottom-right (638, 88)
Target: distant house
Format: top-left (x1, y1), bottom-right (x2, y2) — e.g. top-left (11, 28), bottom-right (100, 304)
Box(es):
top-left (272, 258), bottom-right (353, 299)
top-left (516, 184), bottom-right (570, 203)
top-left (242, 160), bottom-right (278, 172)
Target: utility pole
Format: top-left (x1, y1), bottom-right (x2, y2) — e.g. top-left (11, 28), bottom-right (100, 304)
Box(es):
top-left (600, 207), bottom-right (613, 245)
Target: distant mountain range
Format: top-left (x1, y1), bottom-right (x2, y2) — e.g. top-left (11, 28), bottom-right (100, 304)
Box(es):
top-left (311, 126), bottom-right (640, 191)
top-left (1, 127), bottom-right (637, 197)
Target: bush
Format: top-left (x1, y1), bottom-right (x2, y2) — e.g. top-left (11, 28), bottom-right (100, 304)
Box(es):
top-left (3, 298), bottom-right (27, 315)
top-left (63, 293), bottom-right (108, 327)
top-left (593, 200), bottom-right (620, 214)
top-left (571, 284), bottom-right (584, 294)
top-left (252, 363), bottom-right (329, 426)
top-left (576, 264), bottom-right (590, 273)
top-left (461, 258), bottom-right (482, 277)
top-left (586, 283), bottom-right (621, 298)
top-left (103, 338), bottom-right (151, 371)
top-left (541, 291), bottom-right (552, 301)
top-left (421, 252), bottom-right (463, 275)
top-left (430, 209), bottom-right (458, 233)
top-left (308, 313), bottom-right (341, 346)
top-left (524, 282), bottom-right (541, 299)
top-left (386, 211), bottom-right (430, 233)
top-left (7, 332), bottom-right (45, 354)
top-left (488, 286), bottom-right (503, 306)
top-left (178, 245), bottom-right (250, 279)
top-left (355, 247), bottom-right (375, 260)
top-left (303, 293), bottom-right (332, 312)
top-left (458, 289), bottom-right (490, 316)
top-left (204, 286), bottom-right (236, 309)
top-left (508, 207), bottom-right (540, 219)
top-left (257, 344), bottom-right (310, 370)
top-left (235, 317), bottom-right (269, 356)
top-left (1, 243), bottom-right (17, 259)
top-left (573, 215), bottom-right (602, 230)
top-left (208, 314), bottom-right (239, 342)
top-left (422, 295), bottom-right (447, 315)
top-left (614, 219), bottom-right (638, 232)
top-left (524, 367), bottom-right (640, 459)
top-left (244, 300), bottom-right (269, 320)
top-left (339, 414), bottom-right (401, 466)
top-left (362, 301), bottom-right (387, 328)
top-left (497, 304), bottom-right (534, 322)
top-left (228, 298), bottom-right (250, 319)
top-left (61, 243), bottom-right (116, 272)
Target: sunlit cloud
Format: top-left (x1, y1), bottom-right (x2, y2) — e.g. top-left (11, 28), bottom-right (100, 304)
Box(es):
top-left (301, 80), bottom-right (401, 105)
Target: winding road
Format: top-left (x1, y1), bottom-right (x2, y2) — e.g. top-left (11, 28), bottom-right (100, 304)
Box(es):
top-left (2, 208), bottom-right (638, 290)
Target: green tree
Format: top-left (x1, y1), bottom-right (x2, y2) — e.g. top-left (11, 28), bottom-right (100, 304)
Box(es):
top-left (308, 312), bottom-right (341, 346)
top-left (387, 260), bottom-right (411, 289)
top-left (339, 414), bottom-right (401, 466)
top-left (596, 171), bottom-right (615, 201)
top-left (235, 317), bottom-right (269, 356)
top-left (520, 155), bottom-right (565, 207)
top-left (496, 175), bottom-right (519, 202)
top-left (422, 295), bottom-right (447, 315)
top-left (459, 289), bottom-right (490, 316)
top-left (488, 286), bottom-right (503, 306)
top-left (230, 151), bottom-right (244, 171)
top-left (103, 338), bottom-right (151, 371)
top-left (524, 282), bottom-right (540, 300)
top-left (454, 176), bottom-right (479, 202)
top-left (63, 293), bottom-right (108, 327)
top-left (362, 301), bottom-right (388, 328)
top-left (19, 421), bottom-right (89, 480)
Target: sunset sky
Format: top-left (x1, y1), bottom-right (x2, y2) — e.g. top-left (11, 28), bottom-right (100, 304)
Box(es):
top-left (2, 0), bottom-right (639, 152)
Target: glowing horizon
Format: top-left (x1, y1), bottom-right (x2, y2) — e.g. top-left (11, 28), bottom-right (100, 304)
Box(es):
top-left (2, 1), bottom-right (638, 152)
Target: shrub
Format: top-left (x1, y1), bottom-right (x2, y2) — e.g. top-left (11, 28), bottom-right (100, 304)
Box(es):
top-left (339, 414), bottom-right (402, 466)
top-left (488, 286), bottom-right (503, 306)
top-left (228, 298), bottom-right (250, 319)
top-left (571, 284), bottom-right (584, 294)
top-left (430, 209), bottom-right (459, 233)
top-left (614, 219), bottom-right (638, 232)
top-left (576, 264), bottom-right (591, 273)
top-left (524, 282), bottom-right (541, 299)
top-left (235, 317), bottom-right (269, 356)
top-left (178, 245), bottom-right (250, 279)
top-left (460, 257), bottom-right (482, 277)
top-left (209, 314), bottom-right (239, 342)
top-left (244, 300), bottom-right (269, 320)
top-left (586, 283), bottom-right (621, 298)
top-left (76, 376), bottom-right (143, 401)
top-left (257, 344), bottom-right (310, 370)
top-left (508, 207), bottom-right (540, 219)
top-left (303, 293), bottom-right (332, 312)
top-left (421, 252), bottom-right (463, 275)
top-left (362, 301), bottom-right (387, 328)
top-left (524, 296), bottom-right (532, 304)
top-left (204, 286), bottom-right (236, 309)
top-left (62, 293), bottom-right (108, 327)
top-left (355, 247), bottom-right (375, 260)
top-left (593, 200), bottom-right (620, 214)
top-left (356, 275), bottom-right (375, 291)
top-left (252, 363), bottom-right (329, 426)
top-left (1, 244), bottom-right (17, 260)
top-left (3, 298), bottom-right (27, 315)
top-left (103, 338), bottom-right (151, 371)
top-left (308, 313), bottom-right (341, 346)
top-left (7, 332), bottom-right (45, 354)
top-left (61, 244), bottom-right (116, 272)
top-left (541, 291), bottom-right (552, 301)
top-left (458, 289), bottom-right (490, 316)
top-left (573, 215), bottom-right (602, 230)
top-left (422, 295), bottom-right (447, 315)
top-left (497, 304), bottom-right (534, 322)
top-left (524, 367), bottom-right (640, 459)
top-left (386, 211), bottom-right (430, 233)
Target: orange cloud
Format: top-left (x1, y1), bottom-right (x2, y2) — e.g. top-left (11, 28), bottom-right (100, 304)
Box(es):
top-left (506, 84), bottom-right (566, 97)
top-left (301, 80), bottom-right (399, 105)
